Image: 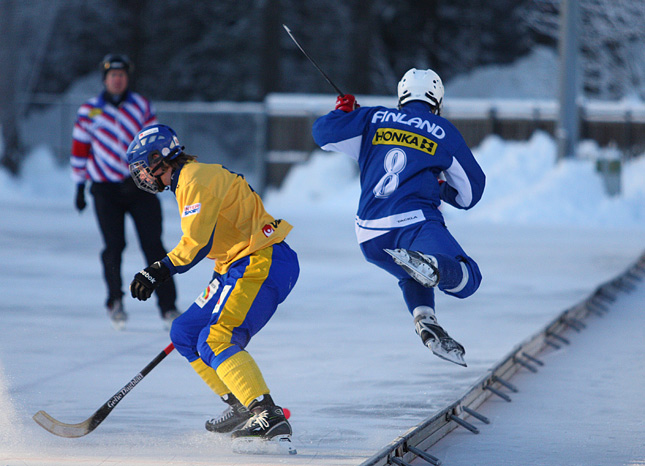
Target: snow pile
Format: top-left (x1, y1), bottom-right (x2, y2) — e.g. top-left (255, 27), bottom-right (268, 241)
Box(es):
top-left (2, 130), bottom-right (645, 228)
top-left (0, 362), bottom-right (24, 451)
top-left (265, 130), bottom-right (645, 228)
top-left (0, 145), bottom-right (73, 202)
top-left (265, 150), bottom-right (360, 216)
top-left (445, 46), bottom-right (559, 99)
top-left (456, 132), bottom-right (645, 227)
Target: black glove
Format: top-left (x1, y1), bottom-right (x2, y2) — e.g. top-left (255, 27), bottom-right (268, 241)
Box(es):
top-left (130, 261), bottom-right (171, 301)
top-left (75, 183), bottom-right (86, 212)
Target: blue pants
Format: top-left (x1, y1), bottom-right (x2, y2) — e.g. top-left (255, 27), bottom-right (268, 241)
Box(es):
top-left (360, 219), bottom-right (481, 314)
top-left (170, 241), bottom-right (299, 369)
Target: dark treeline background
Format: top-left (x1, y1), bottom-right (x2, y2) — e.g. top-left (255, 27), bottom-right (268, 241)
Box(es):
top-left (1, 0), bottom-right (644, 172)
top-left (10, 0), bottom-right (542, 101)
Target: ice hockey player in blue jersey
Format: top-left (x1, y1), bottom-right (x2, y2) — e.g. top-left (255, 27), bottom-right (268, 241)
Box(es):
top-left (312, 68), bottom-right (485, 367)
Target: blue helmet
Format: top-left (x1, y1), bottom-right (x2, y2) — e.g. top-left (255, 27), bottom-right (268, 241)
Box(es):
top-left (126, 124), bottom-right (184, 193)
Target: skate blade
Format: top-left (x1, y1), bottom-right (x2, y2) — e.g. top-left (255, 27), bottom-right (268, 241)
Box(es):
top-left (231, 435), bottom-right (297, 455)
top-left (384, 249), bottom-right (438, 287)
top-left (428, 343), bottom-right (467, 367)
top-left (384, 248), bottom-right (409, 265)
top-left (110, 319), bottom-right (126, 331)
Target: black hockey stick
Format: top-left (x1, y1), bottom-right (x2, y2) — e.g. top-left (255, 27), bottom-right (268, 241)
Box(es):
top-left (33, 342), bottom-right (175, 438)
top-left (282, 24), bottom-right (344, 96)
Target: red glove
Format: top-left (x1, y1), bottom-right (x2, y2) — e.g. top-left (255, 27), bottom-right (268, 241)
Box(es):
top-left (335, 94), bottom-right (359, 112)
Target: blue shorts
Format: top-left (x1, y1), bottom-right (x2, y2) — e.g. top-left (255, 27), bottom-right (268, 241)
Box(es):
top-left (359, 219), bottom-right (481, 312)
top-left (170, 241), bottom-right (299, 369)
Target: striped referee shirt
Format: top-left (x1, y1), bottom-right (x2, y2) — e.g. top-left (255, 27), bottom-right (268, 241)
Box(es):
top-left (71, 90), bottom-right (157, 184)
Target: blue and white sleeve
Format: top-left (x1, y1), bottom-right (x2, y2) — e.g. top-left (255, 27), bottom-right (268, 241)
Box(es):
top-left (440, 139), bottom-right (486, 210)
top-left (312, 108), bottom-right (372, 161)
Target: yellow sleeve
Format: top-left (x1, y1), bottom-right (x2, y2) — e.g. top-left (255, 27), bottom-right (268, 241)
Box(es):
top-left (165, 162), bottom-right (292, 275)
top-left (166, 166), bottom-right (227, 274)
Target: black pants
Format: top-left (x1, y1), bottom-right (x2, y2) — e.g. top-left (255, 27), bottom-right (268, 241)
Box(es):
top-left (90, 178), bottom-right (177, 315)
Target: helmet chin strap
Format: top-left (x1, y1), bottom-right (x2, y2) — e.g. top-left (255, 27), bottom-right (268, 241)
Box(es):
top-left (154, 175), bottom-right (166, 192)
top-left (147, 147), bottom-right (180, 192)
top-left (149, 157), bottom-right (168, 191)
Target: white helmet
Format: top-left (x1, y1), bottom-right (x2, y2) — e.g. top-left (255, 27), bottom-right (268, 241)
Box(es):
top-left (397, 68), bottom-right (444, 114)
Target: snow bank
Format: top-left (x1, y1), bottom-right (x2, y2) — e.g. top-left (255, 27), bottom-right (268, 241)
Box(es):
top-left (2, 129), bottom-right (645, 229)
top-left (265, 130), bottom-right (645, 228)
top-left (0, 362), bottom-right (25, 451)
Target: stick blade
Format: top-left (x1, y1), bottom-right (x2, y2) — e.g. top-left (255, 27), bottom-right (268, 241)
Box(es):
top-left (33, 410), bottom-right (94, 438)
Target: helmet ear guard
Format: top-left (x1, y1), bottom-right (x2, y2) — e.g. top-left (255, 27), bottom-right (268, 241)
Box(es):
top-left (397, 68), bottom-right (444, 115)
top-left (147, 150), bottom-right (174, 174)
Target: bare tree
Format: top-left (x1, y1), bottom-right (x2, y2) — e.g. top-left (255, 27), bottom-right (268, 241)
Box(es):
top-left (1, 0), bottom-right (59, 173)
top-left (581, 0), bottom-right (645, 99)
top-left (0, 0), bottom-right (23, 173)
top-left (524, 0), bottom-right (645, 99)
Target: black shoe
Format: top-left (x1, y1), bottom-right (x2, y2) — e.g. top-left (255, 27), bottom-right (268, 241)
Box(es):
top-left (161, 309), bottom-right (181, 330)
top-left (107, 299), bottom-right (127, 331)
top-left (205, 394), bottom-right (252, 433)
top-left (231, 396), bottom-right (292, 440)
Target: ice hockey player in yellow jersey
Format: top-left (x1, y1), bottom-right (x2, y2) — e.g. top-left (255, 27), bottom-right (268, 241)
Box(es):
top-left (126, 124), bottom-right (299, 452)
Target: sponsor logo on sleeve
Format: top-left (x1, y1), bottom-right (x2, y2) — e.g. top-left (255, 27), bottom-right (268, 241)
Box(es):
top-left (182, 203), bottom-right (201, 217)
top-left (262, 224), bottom-right (275, 237)
top-left (88, 108), bottom-right (103, 118)
top-left (262, 219), bottom-right (282, 237)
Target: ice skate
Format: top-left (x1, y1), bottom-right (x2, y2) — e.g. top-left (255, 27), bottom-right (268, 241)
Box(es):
top-left (231, 400), bottom-right (296, 455)
top-left (385, 248), bottom-right (439, 287)
top-left (161, 309), bottom-right (182, 331)
top-left (414, 308), bottom-right (466, 367)
top-left (205, 395), bottom-right (252, 434)
top-left (107, 299), bottom-right (127, 331)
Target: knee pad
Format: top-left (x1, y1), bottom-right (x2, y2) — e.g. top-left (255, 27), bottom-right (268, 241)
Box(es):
top-left (441, 258), bottom-right (481, 299)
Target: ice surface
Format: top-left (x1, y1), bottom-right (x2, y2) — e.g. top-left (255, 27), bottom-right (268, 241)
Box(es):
top-left (1, 130), bottom-right (644, 464)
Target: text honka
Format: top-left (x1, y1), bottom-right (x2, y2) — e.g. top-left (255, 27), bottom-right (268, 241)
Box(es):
top-left (372, 128), bottom-right (438, 155)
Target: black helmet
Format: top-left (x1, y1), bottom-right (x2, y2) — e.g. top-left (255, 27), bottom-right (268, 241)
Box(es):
top-left (100, 54), bottom-right (132, 78)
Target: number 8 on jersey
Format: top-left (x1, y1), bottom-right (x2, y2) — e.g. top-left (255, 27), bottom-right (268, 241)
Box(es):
top-left (373, 148), bottom-right (407, 198)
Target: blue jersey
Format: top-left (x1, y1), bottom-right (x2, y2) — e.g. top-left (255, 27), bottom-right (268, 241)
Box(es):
top-left (312, 101), bottom-right (485, 244)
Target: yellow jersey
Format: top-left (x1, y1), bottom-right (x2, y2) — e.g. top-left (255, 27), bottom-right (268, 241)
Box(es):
top-left (165, 161), bottom-right (292, 275)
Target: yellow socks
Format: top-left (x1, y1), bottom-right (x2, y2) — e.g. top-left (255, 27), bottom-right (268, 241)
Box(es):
top-left (189, 358), bottom-right (229, 396)
top-left (216, 351), bottom-right (269, 407)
